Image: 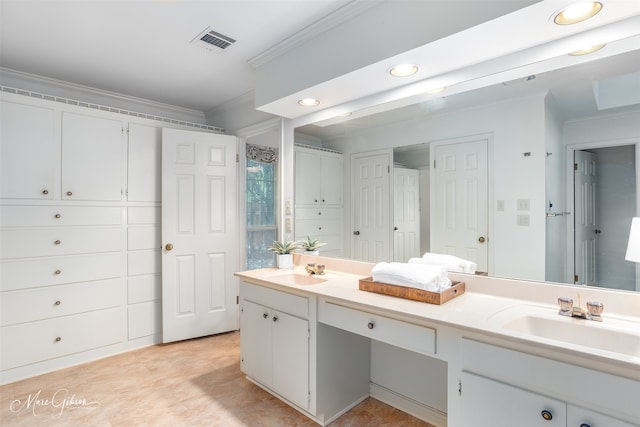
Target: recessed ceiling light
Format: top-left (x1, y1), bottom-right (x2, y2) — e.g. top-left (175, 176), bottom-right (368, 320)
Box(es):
top-left (389, 64), bottom-right (418, 77)
top-left (553, 2), bottom-right (602, 25)
top-left (426, 86), bottom-right (446, 94)
top-left (569, 43), bottom-right (606, 56)
top-left (298, 98), bottom-right (320, 107)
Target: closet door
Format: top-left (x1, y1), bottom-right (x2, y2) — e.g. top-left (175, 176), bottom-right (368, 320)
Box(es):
top-left (61, 112), bottom-right (123, 201)
top-left (0, 101), bottom-right (57, 199)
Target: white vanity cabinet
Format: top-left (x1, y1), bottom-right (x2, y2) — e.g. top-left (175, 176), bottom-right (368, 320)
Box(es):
top-left (239, 282), bottom-right (310, 410)
top-left (460, 339), bottom-right (640, 427)
top-left (0, 100), bottom-right (57, 200)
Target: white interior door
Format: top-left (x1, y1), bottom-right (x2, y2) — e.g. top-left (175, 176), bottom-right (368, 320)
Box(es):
top-left (161, 128), bottom-right (238, 343)
top-left (351, 151), bottom-right (392, 262)
top-left (574, 150), bottom-right (598, 285)
top-left (431, 139), bottom-right (488, 271)
top-left (394, 167), bottom-right (420, 262)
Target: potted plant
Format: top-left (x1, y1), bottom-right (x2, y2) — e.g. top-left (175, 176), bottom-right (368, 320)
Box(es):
top-left (267, 240), bottom-right (298, 269)
top-left (298, 234), bottom-right (326, 256)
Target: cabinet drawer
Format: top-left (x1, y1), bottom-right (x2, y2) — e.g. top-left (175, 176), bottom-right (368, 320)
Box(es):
top-left (295, 207), bottom-right (342, 220)
top-left (0, 307), bottom-right (123, 370)
top-left (0, 227), bottom-right (121, 259)
top-left (1, 278), bottom-right (122, 326)
top-left (0, 206), bottom-right (121, 227)
top-left (294, 219), bottom-right (341, 236)
top-left (0, 253), bottom-right (121, 292)
top-left (318, 299), bottom-right (436, 356)
top-left (240, 282), bottom-right (308, 319)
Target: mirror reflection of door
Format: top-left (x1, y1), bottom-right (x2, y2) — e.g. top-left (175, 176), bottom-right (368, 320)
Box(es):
top-left (393, 167), bottom-right (421, 261)
top-left (431, 138), bottom-right (489, 272)
top-left (573, 145), bottom-right (637, 290)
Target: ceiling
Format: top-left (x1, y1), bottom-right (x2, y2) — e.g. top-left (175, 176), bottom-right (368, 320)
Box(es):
top-left (0, 0), bottom-right (352, 113)
top-left (0, 0), bottom-right (638, 123)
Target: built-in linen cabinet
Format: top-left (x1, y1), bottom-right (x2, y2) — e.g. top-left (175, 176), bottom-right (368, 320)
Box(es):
top-left (294, 146), bottom-right (343, 257)
top-left (0, 100), bottom-right (57, 199)
top-left (460, 339), bottom-right (640, 427)
top-left (127, 123), bottom-right (161, 202)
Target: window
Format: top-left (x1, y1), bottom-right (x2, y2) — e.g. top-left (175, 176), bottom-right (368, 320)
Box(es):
top-left (246, 156), bottom-right (277, 269)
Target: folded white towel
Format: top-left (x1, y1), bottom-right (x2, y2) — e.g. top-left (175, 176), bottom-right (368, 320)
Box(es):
top-left (371, 262), bottom-right (452, 292)
top-left (411, 252), bottom-right (477, 274)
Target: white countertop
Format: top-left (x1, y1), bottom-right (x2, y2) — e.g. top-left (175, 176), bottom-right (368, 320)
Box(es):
top-left (235, 256), bottom-right (640, 380)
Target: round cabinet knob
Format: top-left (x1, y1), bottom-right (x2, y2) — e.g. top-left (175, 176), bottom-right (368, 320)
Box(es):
top-left (54, 213), bottom-right (61, 219)
top-left (55, 337), bottom-right (62, 342)
top-left (262, 313), bottom-right (268, 319)
top-left (580, 424), bottom-right (591, 427)
top-left (541, 410), bottom-right (553, 421)
top-left (42, 189), bottom-right (49, 195)
top-left (478, 236), bottom-right (486, 243)
top-left (318, 212), bottom-right (322, 215)
top-left (54, 240), bottom-right (61, 245)
top-left (272, 316), bottom-right (278, 322)
top-left (165, 243), bottom-right (174, 251)
top-left (54, 300), bottom-right (61, 306)
top-left (394, 226), bottom-right (399, 231)
top-left (367, 322), bottom-right (374, 330)
top-left (66, 191), bottom-right (73, 196)
top-left (353, 230), bottom-right (360, 236)
top-left (54, 270), bottom-right (62, 275)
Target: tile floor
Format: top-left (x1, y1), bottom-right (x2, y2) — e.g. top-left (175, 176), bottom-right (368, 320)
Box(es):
top-left (1, 331), bottom-right (434, 426)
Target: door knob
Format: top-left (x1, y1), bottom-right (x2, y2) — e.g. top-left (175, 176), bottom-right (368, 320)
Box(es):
top-left (165, 243), bottom-right (174, 251)
top-left (353, 230), bottom-right (360, 236)
top-left (478, 236), bottom-right (486, 243)
top-left (394, 226), bottom-right (398, 231)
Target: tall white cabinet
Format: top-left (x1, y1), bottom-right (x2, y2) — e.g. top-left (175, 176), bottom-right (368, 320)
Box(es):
top-left (0, 91), bottom-right (203, 384)
top-left (294, 146), bottom-right (343, 257)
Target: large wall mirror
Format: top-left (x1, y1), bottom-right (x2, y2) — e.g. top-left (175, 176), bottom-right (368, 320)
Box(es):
top-left (293, 47), bottom-right (640, 293)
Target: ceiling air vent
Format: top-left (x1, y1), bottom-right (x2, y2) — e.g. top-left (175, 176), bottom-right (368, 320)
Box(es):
top-left (191, 27), bottom-right (236, 51)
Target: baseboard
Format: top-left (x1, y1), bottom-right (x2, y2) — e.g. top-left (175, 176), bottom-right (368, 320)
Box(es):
top-left (370, 382), bottom-right (447, 427)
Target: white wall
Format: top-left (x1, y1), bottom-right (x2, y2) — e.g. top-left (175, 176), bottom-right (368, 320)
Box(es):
top-left (322, 94), bottom-right (548, 280)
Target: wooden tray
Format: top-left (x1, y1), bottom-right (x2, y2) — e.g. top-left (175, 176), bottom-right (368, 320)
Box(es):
top-left (358, 277), bottom-right (465, 305)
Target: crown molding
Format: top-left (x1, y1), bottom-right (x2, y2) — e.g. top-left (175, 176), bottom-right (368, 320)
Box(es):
top-left (0, 67), bottom-right (207, 123)
top-left (248, 0), bottom-right (383, 69)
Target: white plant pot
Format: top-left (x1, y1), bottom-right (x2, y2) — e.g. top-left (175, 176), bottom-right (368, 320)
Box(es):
top-left (305, 250), bottom-right (319, 256)
top-left (276, 254), bottom-right (293, 269)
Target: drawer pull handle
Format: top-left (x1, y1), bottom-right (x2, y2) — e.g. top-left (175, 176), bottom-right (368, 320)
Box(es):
top-left (54, 270), bottom-right (62, 275)
top-left (42, 189), bottom-right (49, 195)
top-left (580, 424), bottom-right (591, 427)
top-left (367, 322), bottom-right (375, 330)
top-left (55, 337), bottom-right (62, 342)
top-left (54, 240), bottom-right (61, 245)
top-left (272, 316), bottom-right (278, 322)
top-left (54, 300), bottom-right (61, 306)
top-left (263, 313), bottom-right (268, 319)
top-left (541, 410), bottom-right (553, 421)
top-left (66, 191), bottom-right (73, 196)
top-left (54, 213), bottom-right (61, 219)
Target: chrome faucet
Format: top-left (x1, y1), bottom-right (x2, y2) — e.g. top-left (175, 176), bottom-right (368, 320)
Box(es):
top-left (557, 295), bottom-right (604, 321)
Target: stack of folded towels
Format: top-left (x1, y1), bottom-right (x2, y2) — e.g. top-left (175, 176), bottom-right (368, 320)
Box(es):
top-left (409, 252), bottom-right (477, 274)
top-left (371, 262), bottom-right (452, 292)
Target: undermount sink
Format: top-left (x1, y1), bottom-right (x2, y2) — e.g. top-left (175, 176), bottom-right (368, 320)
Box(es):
top-left (488, 305), bottom-right (640, 358)
top-left (271, 271), bottom-right (327, 286)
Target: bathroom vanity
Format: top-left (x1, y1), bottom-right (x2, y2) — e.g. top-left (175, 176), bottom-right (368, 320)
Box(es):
top-left (235, 255), bottom-right (640, 427)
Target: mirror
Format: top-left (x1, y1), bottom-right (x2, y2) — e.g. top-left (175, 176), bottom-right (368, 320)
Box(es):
top-left (294, 48), bottom-right (640, 292)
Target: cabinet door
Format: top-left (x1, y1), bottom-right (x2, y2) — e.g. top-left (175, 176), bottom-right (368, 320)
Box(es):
top-left (568, 405), bottom-right (638, 427)
top-left (295, 149), bottom-right (321, 204)
top-left (320, 154), bottom-right (342, 205)
top-left (240, 299), bottom-right (272, 387)
top-left (61, 112), bottom-right (123, 201)
top-left (461, 372), bottom-right (566, 427)
top-left (127, 123), bottom-right (161, 202)
top-left (272, 310), bottom-right (309, 410)
top-left (1, 101), bottom-right (57, 199)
